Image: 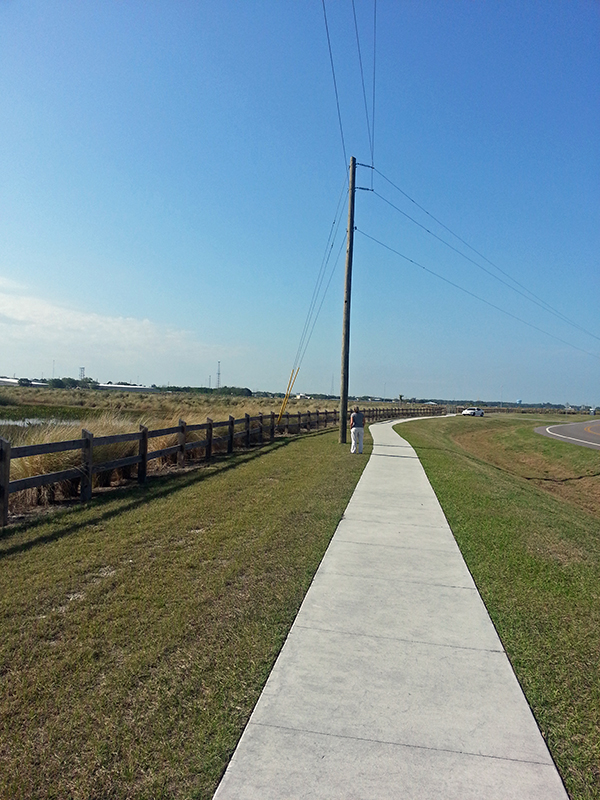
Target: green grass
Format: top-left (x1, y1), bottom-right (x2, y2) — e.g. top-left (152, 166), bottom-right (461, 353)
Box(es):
top-left (0, 404), bottom-right (107, 421)
top-left (0, 428), bottom-right (372, 800)
top-left (396, 414), bottom-right (600, 799)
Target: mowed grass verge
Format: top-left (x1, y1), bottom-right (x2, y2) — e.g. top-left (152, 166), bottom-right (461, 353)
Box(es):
top-left (0, 428), bottom-right (372, 800)
top-left (396, 414), bottom-right (600, 800)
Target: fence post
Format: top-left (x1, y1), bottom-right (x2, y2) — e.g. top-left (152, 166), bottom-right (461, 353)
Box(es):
top-left (285, 412), bottom-right (290, 434)
top-left (81, 430), bottom-right (93, 502)
top-left (245, 414), bottom-right (250, 448)
top-left (270, 412), bottom-right (275, 442)
top-left (315, 409), bottom-right (320, 429)
top-left (228, 415), bottom-right (234, 454)
top-left (258, 413), bottom-right (264, 444)
top-left (0, 438), bottom-right (11, 528)
top-left (138, 425), bottom-right (148, 484)
top-left (206, 418), bottom-right (213, 461)
top-left (297, 411), bottom-right (302, 434)
top-left (177, 419), bottom-right (186, 468)
top-left (307, 410), bottom-right (311, 432)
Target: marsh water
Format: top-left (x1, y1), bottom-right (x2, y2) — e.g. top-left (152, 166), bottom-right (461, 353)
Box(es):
top-left (0, 419), bottom-right (80, 445)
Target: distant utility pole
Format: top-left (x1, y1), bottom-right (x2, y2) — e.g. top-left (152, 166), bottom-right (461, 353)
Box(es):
top-left (216, 361), bottom-right (221, 390)
top-left (339, 156), bottom-right (356, 444)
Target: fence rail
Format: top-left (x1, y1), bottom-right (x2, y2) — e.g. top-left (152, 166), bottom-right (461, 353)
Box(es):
top-left (0, 405), bottom-right (445, 527)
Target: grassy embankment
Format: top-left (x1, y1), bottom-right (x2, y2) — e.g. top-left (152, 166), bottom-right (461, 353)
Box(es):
top-left (396, 414), bottom-right (600, 800)
top-left (0, 425), bottom-right (372, 800)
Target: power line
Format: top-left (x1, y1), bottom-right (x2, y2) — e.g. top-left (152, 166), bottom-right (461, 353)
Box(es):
top-left (357, 228), bottom-right (600, 361)
top-left (292, 182), bottom-right (347, 375)
top-left (351, 0), bottom-right (373, 161)
top-left (370, 0), bottom-right (377, 187)
top-left (297, 237), bottom-right (346, 371)
top-left (372, 167), bottom-right (600, 344)
top-left (322, 0), bottom-right (348, 173)
top-left (373, 167), bottom-right (583, 317)
top-left (292, 182), bottom-right (346, 371)
top-left (371, 190), bottom-right (600, 343)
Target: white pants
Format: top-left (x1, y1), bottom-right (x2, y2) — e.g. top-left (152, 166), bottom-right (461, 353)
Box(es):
top-left (350, 426), bottom-right (364, 454)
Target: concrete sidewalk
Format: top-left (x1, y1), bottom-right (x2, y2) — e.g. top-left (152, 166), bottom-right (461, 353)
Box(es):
top-left (213, 420), bottom-right (568, 799)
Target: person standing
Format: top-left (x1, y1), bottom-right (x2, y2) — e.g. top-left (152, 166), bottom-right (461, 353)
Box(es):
top-left (350, 406), bottom-right (365, 454)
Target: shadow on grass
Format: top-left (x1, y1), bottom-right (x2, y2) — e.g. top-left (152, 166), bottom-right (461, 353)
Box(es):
top-left (524, 471), bottom-right (600, 483)
top-left (1, 430), bottom-right (337, 558)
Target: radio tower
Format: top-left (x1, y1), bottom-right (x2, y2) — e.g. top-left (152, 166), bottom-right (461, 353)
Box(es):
top-left (216, 361), bottom-right (221, 390)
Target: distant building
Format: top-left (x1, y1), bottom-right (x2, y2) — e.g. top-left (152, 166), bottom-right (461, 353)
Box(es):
top-left (0, 377), bottom-right (47, 387)
top-left (98, 384), bottom-right (158, 393)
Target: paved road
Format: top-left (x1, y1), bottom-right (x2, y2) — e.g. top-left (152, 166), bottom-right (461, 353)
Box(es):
top-left (535, 419), bottom-right (600, 451)
top-left (213, 419), bottom-right (568, 800)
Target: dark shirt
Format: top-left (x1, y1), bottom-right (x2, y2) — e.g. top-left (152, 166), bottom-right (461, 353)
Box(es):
top-left (350, 411), bottom-right (364, 428)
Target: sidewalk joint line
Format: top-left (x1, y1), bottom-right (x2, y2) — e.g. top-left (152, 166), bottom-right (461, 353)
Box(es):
top-left (291, 623), bottom-right (504, 653)
top-left (316, 569), bottom-right (476, 591)
top-left (341, 517), bottom-right (450, 531)
top-left (331, 538), bottom-right (459, 554)
top-left (249, 722), bottom-right (553, 767)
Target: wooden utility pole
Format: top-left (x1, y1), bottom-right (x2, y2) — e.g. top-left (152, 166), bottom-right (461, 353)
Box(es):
top-left (339, 156), bottom-right (356, 444)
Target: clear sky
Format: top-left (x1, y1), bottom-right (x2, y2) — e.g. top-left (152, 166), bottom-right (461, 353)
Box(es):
top-left (1, 0), bottom-right (598, 405)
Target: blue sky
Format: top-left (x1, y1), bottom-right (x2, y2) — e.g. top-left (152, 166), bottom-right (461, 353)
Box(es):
top-left (1, 1), bottom-right (598, 404)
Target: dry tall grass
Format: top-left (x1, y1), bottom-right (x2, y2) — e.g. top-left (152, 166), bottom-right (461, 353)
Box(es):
top-left (1, 387), bottom-right (395, 518)
top-left (0, 385), bottom-right (340, 418)
top-left (1, 397), bottom-right (346, 515)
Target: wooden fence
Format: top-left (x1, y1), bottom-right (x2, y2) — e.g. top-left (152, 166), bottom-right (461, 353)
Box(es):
top-left (0, 405), bottom-right (445, 527)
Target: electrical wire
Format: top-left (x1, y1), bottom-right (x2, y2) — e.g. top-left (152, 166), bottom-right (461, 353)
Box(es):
top-left (296, 236), bottom-right (346, 371)
top-left (357, 228), bottom-right (600, 361)
top-left (370, 0), bottom-right (377, 188)
top-left (372, 190), bottom-right (600, 343)
top-left (373, 166), bottom-right (600, 342)
top-left (322, 0), bottom-right (348, 172)
top-left (277, 188), bottom-right (347, 421)
top-left (292, 181), bottom-right (347, 374)
top-left (351, 0), bottom-right (373, 163)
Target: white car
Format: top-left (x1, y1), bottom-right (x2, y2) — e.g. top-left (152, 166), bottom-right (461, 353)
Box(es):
top-left (462, 407), bottom-right (484, 417)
